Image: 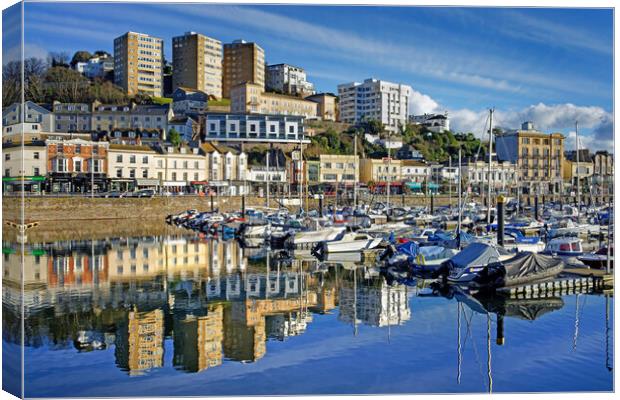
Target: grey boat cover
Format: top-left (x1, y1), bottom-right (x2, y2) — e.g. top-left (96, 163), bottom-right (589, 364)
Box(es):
top-left (443, 242), bottom-right (503, 270)
top-left (498, 251), bottom-right (564, 280)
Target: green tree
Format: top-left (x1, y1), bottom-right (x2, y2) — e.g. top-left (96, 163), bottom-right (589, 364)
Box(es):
top-left (43, 66), bottom-right (89, 103)
top-left (168, 128), bottom-right (182, 146)
top-left (70, 51), bottom-right (92, 68)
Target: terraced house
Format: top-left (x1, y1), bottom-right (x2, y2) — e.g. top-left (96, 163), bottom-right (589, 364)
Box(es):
top-left (45, 138), bottom-right (108, 193)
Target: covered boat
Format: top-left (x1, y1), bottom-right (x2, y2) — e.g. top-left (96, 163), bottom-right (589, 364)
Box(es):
top-left (444, 242), bottom-right (512, 283)
top-left (469, 252), bottom-right (565, 289)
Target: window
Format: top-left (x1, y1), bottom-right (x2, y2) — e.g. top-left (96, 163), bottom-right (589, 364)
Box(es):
top-left (194, 173), bottom-right (199, 180)
top-left (74, 160), bottom-right (82, 172)
top-left (4, 169), bottom-right (9, 177)
top-left (142, 169), bottom-right (148, 178)
top-left (172, 172), bottom-right (177, 181)
top-left (116, 168), bottom-right (122, 178)
top-left (142, 156), bottom-right (148, 164)
top-left (129, 155), bottom-right (136, 164)
top-left (34, 167), bottom-right (40, 176)
top-left (129, 169), bottom-right (135, 178)
top-left (183, 172), bottom-right (188, 181)
top-left (183, 161), bottom-right (188, 169)
top-left (75, 144), bottom-right (81, 154)
top-left (117, 154), bottom-right (123, 163)
top-left (289, 125), bottom-right (295, 133)
top-left (194, 161), bottom-right (199, 169)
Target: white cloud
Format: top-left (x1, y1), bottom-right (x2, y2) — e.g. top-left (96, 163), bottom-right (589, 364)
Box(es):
top-left (408, 90), bottom-right (440, 115)
top-left (408, 89), bottom-right (614, 151)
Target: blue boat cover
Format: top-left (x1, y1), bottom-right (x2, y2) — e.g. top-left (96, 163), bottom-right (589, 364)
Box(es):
top-left (396, 241), bottom-right (419, 257)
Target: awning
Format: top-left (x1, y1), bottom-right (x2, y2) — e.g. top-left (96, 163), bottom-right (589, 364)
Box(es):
top-left (164, 181), bottom-right (187, 187)
top-left (407, 182), bottom-right (422, 190)
top-left (2, 176), bottom-right (46, 182)
top-left (208, 181), bottom-right (229, 187)
top-left (109, 178), bottom-right (134, 183)
top-left (428, 183), bottom-right (440, 189)
top-left (190, 181), bottom-right (209, 185)
top-left (136, 179), bottom-right (160, 186)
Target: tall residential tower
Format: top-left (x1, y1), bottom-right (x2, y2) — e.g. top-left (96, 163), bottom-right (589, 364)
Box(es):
top-left (114, 32), bottom-right (164, 97)
top-left (222, 40), bottom-right (265, 98)
top-left (172, 32), bottom-right (223, 98)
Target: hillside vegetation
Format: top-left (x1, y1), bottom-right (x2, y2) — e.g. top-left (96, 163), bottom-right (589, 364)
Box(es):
top-left (306, 120), bottom-right (487, 162)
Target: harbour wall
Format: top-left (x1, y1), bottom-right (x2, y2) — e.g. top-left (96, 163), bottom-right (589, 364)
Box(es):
top-left (3, 193), bottom-right (611, 223)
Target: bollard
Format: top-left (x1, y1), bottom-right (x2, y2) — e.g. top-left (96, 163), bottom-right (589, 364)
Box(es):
top-left (319, 195), bottom-right (324, 218)
top-left (241, 195), bottom-right (246, 217)
top-left (497, 195), bottom-right (505, 246)
top-left (210, 195), bottom-right (214, 212)
top-left (534, 195), bottom-right (539, 220)
top-left (496, 314), bottom-right (505, 345)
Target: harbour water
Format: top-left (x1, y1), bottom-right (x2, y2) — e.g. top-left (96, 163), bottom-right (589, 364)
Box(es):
top-left (2, 227), bottom-right (613, 397)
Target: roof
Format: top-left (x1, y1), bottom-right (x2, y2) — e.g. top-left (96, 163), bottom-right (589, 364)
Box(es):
top-left (153, 142), bottom-right (204, 156)
top-left (169, 116), bottom-right (197, 124)
top-left (402, 160), bottom-right (427, 167)
top-left (108, 144), bottom-right (155, 152)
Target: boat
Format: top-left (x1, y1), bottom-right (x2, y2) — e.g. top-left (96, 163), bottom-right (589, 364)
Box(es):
top-left (468, 251), bottom-right (565, 289)
top-left (314, 232), bottom-right (383, 255)
top-left (290, 226), bottom-right (347, 252)
top-left (544, 237), bottom-right (584, 257)
top-left (443, 242), bottom-right (513, 283)
top-left (577, 246), bottom-right (614, 269)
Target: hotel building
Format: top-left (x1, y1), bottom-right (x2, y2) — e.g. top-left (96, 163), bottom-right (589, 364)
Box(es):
top-left (114, 32), bottom-right (164, 97)
top-left (265, 63), bottom-right (314, 97)
top-left (204, 113), bottom-right (309, 144)
top-left (230, 82), bottom-right (318, 119)
top-left (495, 121), bottom-right (565, 195)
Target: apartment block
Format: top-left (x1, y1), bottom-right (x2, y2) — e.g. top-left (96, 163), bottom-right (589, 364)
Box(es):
top-left (201, 142), bottom-right (248, 196)
top-left (230, 82), bottom-right (317, 119)
top-left (114, 32), bottom-right (164, 97)
top-left (265, 63), bottom-right (314, 97)
top-left (338, 78), bottom-right (412, 133)
top-left (495, 121), bottom-right (565, 195)
top-left (172, 32), bottom-right (223, 98)
top-left (2, 138), bottom-right (47, 193)
top-left (222, 40), bottom-right (265, 98)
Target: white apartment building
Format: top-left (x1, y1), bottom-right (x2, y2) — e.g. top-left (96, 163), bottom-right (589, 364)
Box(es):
top-left (204, 113), bottom-right (309, 144)
top-left (266, 64), bottom-right (315, 96)
top-left (338, 78), bottom-right (412, 133)
top-left (201, 142), bottom-right (248, 195)
top-left (401, 160), bottom-right (429, 183)
top-left (75, 55), bottom-right (114, 79)
top-left (153, 144), bottom-right (207, 192)
top-left (410, 113), bottom-right (450, 133)
top-left (107, 144), bottom-right (159, 191)
top-left (461, 158), bottom-right (517, 191)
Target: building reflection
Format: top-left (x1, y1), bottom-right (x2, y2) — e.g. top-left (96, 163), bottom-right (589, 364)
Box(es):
top-left (2, 236), bottom-right (410, 376)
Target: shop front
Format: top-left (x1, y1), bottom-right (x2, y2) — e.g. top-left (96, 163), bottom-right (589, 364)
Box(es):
top-left (2, 176), bottom-right (46, 194)
top-left (109, 178), bottom-right (135, 192)
top-left (371, 181), bottom-right (404, 195)
top-left (163, 181), bottom-right (188, 193)
top-left (136, 178), bottom-right (160, 190)
top-left (190, 180), bottom-right (209, 194)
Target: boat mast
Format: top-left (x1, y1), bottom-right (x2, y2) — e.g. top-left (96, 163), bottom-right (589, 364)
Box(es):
top-left (266, 151), bottom-right (270, 208)
top-left (575, 120), bottom-right (580, 218)
top-left (354, 130), bottom-right (358, 209)
top-left (299, 137), bottom-right (304, 213)
top-left (457, 148), bottom-right (462, 249)
top-left (387, 129), bottom-right (391, 211)
top-left (487, 108), bottom-right (494, 225)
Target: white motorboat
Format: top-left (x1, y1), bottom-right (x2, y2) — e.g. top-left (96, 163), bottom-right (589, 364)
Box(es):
top-left (319, 232), bottom-right (383, 254)
top-left (291, 226), bottom-right (347, 251)
top-left (544, 237), bottom-right (584, 257)
top-left (445, 242), bottom-right (513, 283)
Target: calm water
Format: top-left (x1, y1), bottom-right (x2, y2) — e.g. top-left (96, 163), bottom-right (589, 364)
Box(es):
top-left (2, 231), bottom-right (614, 397)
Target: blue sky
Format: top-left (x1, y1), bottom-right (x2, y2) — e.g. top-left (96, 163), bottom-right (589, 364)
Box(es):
top-left (6, 3), bottom-right (616, 148)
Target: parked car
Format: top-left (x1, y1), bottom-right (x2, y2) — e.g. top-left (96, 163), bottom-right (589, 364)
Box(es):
top-left (104, 191), bottom-right (126, 198)
top-left (134, 189), bottom-right (155, 198)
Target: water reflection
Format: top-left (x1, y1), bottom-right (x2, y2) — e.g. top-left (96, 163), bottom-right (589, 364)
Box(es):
top-left (2, 234), bottom-right (613, 394)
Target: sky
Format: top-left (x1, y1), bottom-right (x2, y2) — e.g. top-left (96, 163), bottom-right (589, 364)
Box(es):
top-left (3, 2), bottom-right (615, 150)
